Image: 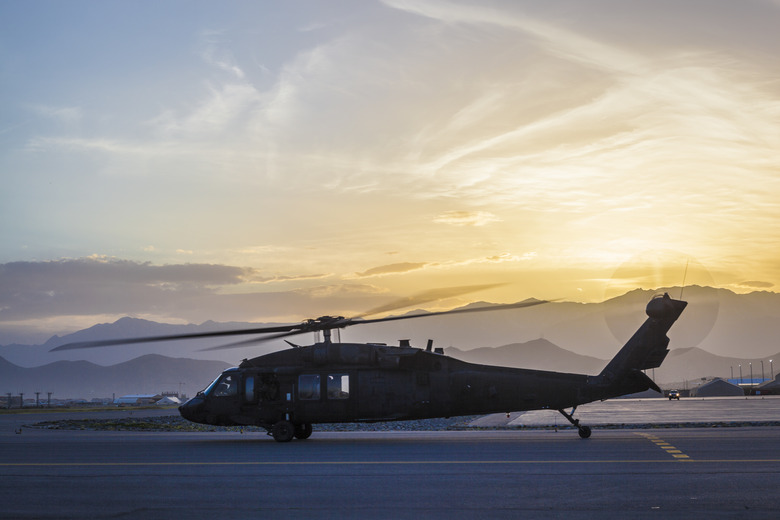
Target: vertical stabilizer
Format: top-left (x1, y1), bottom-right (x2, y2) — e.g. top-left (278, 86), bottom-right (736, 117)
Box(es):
top-left (599, 293), bottom-right (687, 384)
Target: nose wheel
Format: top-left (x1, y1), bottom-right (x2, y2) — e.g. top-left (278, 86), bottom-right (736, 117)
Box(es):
top-left (558, 407), bottom-right (591, 438)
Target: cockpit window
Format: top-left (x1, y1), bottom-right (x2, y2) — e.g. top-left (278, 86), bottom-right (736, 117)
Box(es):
top-left (203, 375), bottom-right (222, 396)
top-left (213, 374), bottom-right (238, 397)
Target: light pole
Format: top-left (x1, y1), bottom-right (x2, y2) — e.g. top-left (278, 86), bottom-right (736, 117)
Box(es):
top-left (739, 364), bottom-right (743, 384)
top-left (761, 360), bottom-right (765, 382)
top-left (771, 359), bottom-right (774, 380)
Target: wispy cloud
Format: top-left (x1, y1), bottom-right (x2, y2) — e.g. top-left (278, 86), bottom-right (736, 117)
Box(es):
top-left (733, 280), bottom-right (775, 290)
top-left (30, 104), bottom-right (83, 124)
top-left (201, 30), bottom-right (246, 79)
top-left (383, 0), bottom-right (643, 74)
top-left (248, 273), bottom-right (332, 284)
top-left (433, 210), bottom-right (501, 226)
top-left (352, 262), bottom-right (429, 278)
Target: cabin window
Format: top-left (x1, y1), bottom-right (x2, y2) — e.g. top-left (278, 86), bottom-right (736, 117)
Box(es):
top-left (298, 374), bottom-right (321, 400)
top-left (244, 376), bottom-right (256, 403)
top-left (260, 374), bottom-right (280, 401)
top-left (213, 374), bottom-right (238, 397)
top-left (327, 374), bottom-right (350, 399)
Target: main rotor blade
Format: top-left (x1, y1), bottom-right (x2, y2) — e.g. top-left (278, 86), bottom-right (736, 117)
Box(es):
top-left (198, 329), bottom-right (309, 351)
top-left (49, 323), bottom-right (302, 351)
top-left (355, 283), bottom-right (507, 318)
top-left (356, 298), bottom-right (551, 326)
top-left (205, 298), bottom-right (552, 352)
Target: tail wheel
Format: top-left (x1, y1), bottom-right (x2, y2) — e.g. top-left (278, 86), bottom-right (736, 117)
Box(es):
top-left (294, 423), bottom-right (313, 440)
top-left (272, 420), bottom-right (295, 442)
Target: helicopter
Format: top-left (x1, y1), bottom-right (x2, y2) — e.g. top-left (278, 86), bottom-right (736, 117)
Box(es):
top-left (52, 291), bottom-right (687, 441)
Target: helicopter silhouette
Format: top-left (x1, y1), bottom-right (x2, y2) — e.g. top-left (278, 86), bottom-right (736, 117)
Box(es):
top-left (52, 291), bottom-right (686, 441)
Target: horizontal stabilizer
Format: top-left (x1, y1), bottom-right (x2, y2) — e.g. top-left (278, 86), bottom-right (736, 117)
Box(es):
top-left (641, 348), bottom-right (669, 371)
top-left (630, 369), bottom-right (662, 394)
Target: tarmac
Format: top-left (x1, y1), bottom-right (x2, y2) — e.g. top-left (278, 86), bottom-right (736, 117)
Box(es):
top-left (469, 395), bottom-right (780, 428)
top-left (3, 423), bottom-right (780, 518)
top-left (3, 397), bottom-right (780, 518)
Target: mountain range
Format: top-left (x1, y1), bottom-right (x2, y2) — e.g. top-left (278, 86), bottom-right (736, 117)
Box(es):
top-left (1, 286), bottom-right (779, 396)
top-left (445, 341), bottom-right (778, 386)
top-left (0, 354), bottom-right (230, 400)
top-left (2, 340), bottom-right (776, 400)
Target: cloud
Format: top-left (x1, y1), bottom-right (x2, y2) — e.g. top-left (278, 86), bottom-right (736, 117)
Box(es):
top-left (359, 283), bottom-right (506, 317)
top-left (353, 262), bottom-right (429, 278)
top-left (382, 0), bottom-right (642, 74)
top-left (30, 104), bottom-right (83, 124)
top-left (200, 30), bottom-right (246, 79)
top-left (0, 258), bottom-right (249, 322)
top-left (734, 280), bottom-right (775, 289)
top-left (434, 210), bottom-right (501, 227)
top-left (293, 283), bottom-right (387, 299)
top-left (248, 273), bottom-right (332, 284)
top-left (0, 259), bottom-right (394, 334)
top-left (486, 252), bottom-right (535, 262)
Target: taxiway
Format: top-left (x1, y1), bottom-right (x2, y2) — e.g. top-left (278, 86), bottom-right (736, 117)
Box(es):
top-left (2, 398), bottom-right (780, 518)
top-left (1, 425), bottom-right (779, 518)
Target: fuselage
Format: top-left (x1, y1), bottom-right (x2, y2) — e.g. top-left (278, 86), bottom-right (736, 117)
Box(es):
top-left (178, 342), bottom-right (599, 428)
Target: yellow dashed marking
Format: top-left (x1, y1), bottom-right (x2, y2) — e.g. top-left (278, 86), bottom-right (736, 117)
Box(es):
top-left (635, 432), bottom-right (693, 461)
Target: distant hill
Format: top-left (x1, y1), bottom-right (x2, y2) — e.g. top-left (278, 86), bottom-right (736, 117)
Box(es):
top-left (444, 340), bottom-right (779, 385)
top-left (0, 318), bottom-right (288, 367)
top-left (0, 354), bottom-right (231, 400)
top-left (2, 286), bottom-right (779, 369)
top-left (345, 286), bottom-right (780, 360)
top-left (652, 347), bottom-right (779, 385)
top-left (2, 341), bottom-right (776, 400)
top-left (446, 339), bottom-right (607, 375)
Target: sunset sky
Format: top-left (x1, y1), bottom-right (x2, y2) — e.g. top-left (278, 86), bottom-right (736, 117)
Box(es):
top-left (1, 0), bottom-right (779, 344)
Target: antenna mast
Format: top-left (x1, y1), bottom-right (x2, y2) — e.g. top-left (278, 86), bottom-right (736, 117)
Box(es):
top-left (680, 260), bottom-right (690, 299)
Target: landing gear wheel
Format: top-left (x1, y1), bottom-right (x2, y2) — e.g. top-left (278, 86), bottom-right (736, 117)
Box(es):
top-left (294, 423), bottom-right (313, 440)
top-left (272, 420), bottom-right (295, 442)
top-left (558, 407), bottom-right (592, 439)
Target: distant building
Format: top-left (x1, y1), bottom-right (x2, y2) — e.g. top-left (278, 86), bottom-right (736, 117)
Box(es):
top-left (756, 375), bottom-right (780, 395)
top-left (114, 394), bottom-right (162, 405)
top-left (155, 396), bottom-right (181, 405)
top-left (691, 378), bottom-right (744, 397)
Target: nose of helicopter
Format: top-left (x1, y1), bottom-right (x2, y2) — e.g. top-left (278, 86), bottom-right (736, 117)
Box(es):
top-left (178, 396), bottom-right (207, 424)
